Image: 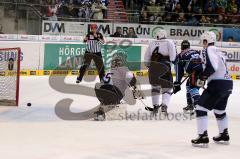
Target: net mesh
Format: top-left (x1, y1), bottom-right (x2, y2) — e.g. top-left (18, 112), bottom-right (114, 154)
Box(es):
top-left (0, 48), bottom-right (20, 106)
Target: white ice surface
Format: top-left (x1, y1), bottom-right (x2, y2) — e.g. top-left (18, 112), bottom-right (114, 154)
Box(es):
top-left (0, 76), bottom-right (239, 159)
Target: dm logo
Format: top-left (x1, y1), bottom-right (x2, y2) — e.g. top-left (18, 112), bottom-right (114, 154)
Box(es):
top-left (44, 22), bottom-right (65, 33)
top-left (152, 26), bottom-right (165, 39)
top-left (208, 28), bottom-right (222, 41)
top-left (87, 24), bottom-right (111, 35)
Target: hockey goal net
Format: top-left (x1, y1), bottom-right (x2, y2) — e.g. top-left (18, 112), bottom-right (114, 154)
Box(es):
top-left (0, 48), bottom-right (21, 106)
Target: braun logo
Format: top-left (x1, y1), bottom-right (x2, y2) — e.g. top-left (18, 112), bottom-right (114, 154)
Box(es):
top-left (44, 22), bottom-right (65, 33)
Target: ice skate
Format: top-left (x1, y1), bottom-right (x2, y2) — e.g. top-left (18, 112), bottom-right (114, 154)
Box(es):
top-left (183, 104), bottom-right (196, 116)
top-left (76, 77), bottom-right (82, 84)
top-left (213, 129), bottom-right (230, 145)
top-left (94, 107), bottom-right (106, 121)
top-left (160, 104), bottom-right (168, 116)
top-left (191, 131), bottom-right (209, 148)
top-left (183, 104), bottom-right (195, 112)
top-left (151, 105), bottom-right (160, 116)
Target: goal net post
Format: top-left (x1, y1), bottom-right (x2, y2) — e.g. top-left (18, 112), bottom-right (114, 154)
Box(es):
top-left (0, 48), bottom-right (21, 106)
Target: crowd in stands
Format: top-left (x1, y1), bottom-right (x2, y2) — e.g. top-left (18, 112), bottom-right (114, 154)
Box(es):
top-left (2, 0), bottom-right (240, 25)
top-left (110, 27), bottom-right (138, 38)
top-left (124, 0), bottom-right (240, 25)
top-left (18, 0), bottom-right (109, 21)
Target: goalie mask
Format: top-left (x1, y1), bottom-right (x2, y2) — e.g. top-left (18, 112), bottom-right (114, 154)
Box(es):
top-left (111, 51), bottom-right (127, 68)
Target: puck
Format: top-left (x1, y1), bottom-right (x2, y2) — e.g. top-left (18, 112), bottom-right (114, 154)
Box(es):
top-left (27, 103), bottom-right (32, 107)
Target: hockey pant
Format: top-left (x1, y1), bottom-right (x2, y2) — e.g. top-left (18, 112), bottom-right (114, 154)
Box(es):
top-left (195, 80), bottom-right (233, 134)
top-left (95, 83), bottom-right (123, 105)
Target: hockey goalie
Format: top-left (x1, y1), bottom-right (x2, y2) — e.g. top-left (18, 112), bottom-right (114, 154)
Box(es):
top-left (94, 51), bottom-right (143, 121)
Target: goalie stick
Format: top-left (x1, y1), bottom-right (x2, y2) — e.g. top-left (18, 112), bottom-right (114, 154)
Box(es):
top-left (129, 85), bottom-right (145, 100)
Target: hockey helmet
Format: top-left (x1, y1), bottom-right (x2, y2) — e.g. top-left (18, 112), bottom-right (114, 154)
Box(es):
top-left (181, 40), bottom-right (190, 50)
top-left (200, 31), bottom-right (216, 45)
top-left (156, 29), bottom-right (167, 40)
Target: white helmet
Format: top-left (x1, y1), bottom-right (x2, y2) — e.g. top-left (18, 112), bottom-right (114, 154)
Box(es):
top-left (200, 31), bottom-right (216, 45)
top-left (156, 29), bottom-right (167, 39)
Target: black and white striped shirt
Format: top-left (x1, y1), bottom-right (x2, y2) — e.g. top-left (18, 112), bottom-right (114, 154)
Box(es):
top-left (84, 32), bottom-right (104, 53)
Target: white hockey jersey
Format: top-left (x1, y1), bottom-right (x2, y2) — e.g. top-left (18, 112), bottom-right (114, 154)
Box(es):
top-left (104, 66), bottom-right (134, 95)
top-left (202, 45), bottom-right (232, 83)
top-left (144, 39), bottom-right (177, 63)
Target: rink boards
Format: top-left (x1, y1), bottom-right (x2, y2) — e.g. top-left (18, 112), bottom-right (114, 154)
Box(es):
top-left (0, 37), bottom-right (240, 79)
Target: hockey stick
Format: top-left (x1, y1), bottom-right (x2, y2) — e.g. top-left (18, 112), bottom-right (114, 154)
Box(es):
top-left (129, 85), bottom-right (145, 100)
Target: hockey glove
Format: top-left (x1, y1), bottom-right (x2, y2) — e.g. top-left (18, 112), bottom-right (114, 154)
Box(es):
top-left (173, 81), bottom-right (181, 94)
top-left (196, 79), bottom-right (206, 88)
top-left (196, 75), bottom-right (207, 88)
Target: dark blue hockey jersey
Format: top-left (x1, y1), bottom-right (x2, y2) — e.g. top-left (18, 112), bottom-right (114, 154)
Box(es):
top-left (175, 49), bottom-right (203, 82)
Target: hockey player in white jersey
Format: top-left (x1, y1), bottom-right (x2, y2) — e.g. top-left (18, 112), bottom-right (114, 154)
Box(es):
top-left (191, 31), bottom-right (233, 147)
top-left (144, 30), bottom-right (176, 115)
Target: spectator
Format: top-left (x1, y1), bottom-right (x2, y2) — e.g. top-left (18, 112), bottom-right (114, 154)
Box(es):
top-left (223, 15), bottom-right (230, 24)
top-left (227, 0), bottom-right (238, 14)
top-left (186, 14), bottom-right (199, 26)
top-left (176, 12), bottom-right (186, 23)
top-left (78, 3), bottom-right (92, 20)
top-left (174, 2), bottom-right (183, 13)
top-left (204, 0), bottom-right (215, 13)
top-left (186, 4), bottom-right (192, 13)
top-left (200, 15), bottom-right (211, 23)
top-left (78, 5), bottom-right (86, 18)
top-left (227, 36), bottom-right (235, 42)
top-left (92, 0), bottom-right (107, 20)
top-left (164, 13), bottom-right (172, 22)
top-left (101, 0), bottom-right (109, 18)
top-left (126, 27), bottom-right (137, 38)
top-left (111, 27), bottom-right (125, 37)
top-left (68, 3), bottom-right (79, 17)
top-left (215, 0), bottom-right (228, 14)
top-left (214, 14), bottom-right (224, 23)
top-left (189, 0), bottom-right (202, 13)
top-left (165, 0), bottom-right (178, 12)
top-left (0, 25), bottom-right (4, 34)
top-left (179, 0), bottom-right (191, 12)
top-left (140, 10), bottom-right (149, 24)
top-left (172, 3), bottom-right (183, 21)
top-left (184, 5), bottom-right (192, 21)
top-left (149, 13), bottom-right (162, 24)
top-left (48, 12), bottom-right (58, 20)
top-left (229, 7), bottom-right (240, 23)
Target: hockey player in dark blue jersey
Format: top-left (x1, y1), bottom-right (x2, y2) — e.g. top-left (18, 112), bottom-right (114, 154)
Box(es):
top-left (191, 31), bottom-right (233, 147)
top-left (173, 40), bottom-right (203, 114)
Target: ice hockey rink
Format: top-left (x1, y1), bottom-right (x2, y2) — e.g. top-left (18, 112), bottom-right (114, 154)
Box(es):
top-left (0, 76), bottom-right (239, 159)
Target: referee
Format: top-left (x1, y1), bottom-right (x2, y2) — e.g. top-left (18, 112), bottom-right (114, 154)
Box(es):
top-left (77, 24), bottom-right (105, 83)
